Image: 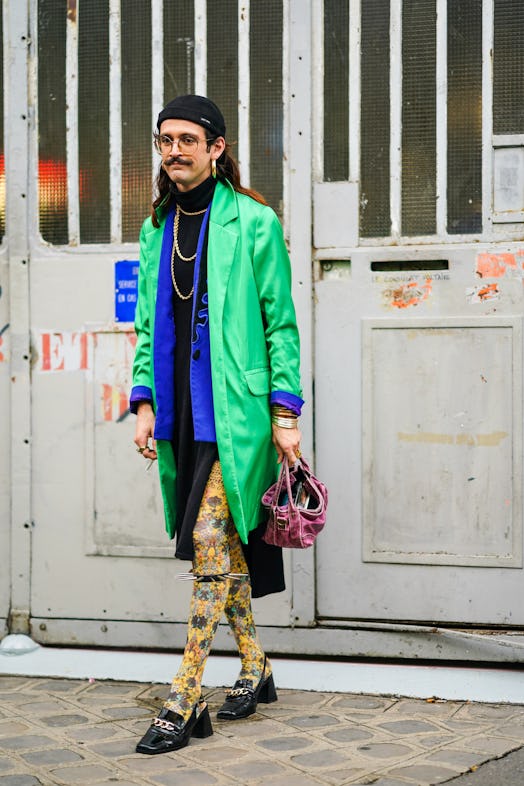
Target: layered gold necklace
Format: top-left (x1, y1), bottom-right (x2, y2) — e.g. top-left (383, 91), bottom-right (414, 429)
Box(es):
top-left (171, 204), bottom-right (207, 300)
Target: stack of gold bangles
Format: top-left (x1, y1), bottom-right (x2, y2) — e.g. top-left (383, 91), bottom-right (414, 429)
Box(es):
top-left (271, 405), bottom-right (298, 429)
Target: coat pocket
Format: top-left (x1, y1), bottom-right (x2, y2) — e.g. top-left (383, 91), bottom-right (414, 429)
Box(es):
top-left (244, 367), bottom-right (270, 396)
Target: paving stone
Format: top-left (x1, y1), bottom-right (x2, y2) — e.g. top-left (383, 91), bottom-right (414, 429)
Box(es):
top-left (116, 719), bottom-right (154, 736)
top-left (417, 733), bottom-right (456, 748)
top-left (290, 748), bottom-right (349, 768)
top-left (19, 701), bottom-right (68, 715)
top-left (486, 725), bottom-right (524, 753)
top-left (461, 735), bottom-right (521, 755)
top-left (324, 726), bottom-right (374, 743)
top-left (277, 691), bottom-right (332, 708)
top-left (331, 695), bottom-right (392, 711)
top-left (31, 680), bottom-right (84, 693)
top-left (391, 699), bottom-right (459, 717)
top-left (21, 748), bottom-right (84, 766)
top-left (458, 703), bottom-right (518, 720)
top-left (49, 764), bottom-right (113, 783)
top-left (0, 777), bottom-right (43, 786)
top-left (288, 713), bottom-right (339, 729)
top-left (426, 748), bottom-right (491, 768)
top-left (352, 778), bottom-right (406, 786)
top-left (102, 706), bottom-right (152, 720)
top-left (89, 738), bottom-right (141, 757)
top-left (65, 725), bottom-right (121, 743)
top-left (214, 718), bottom-right (284, 738)
top-left (0, 760), bottom-right (15, 774)
top-left (0, 678), bottom-right (32, 690)
top-left (0, 734), bottom-right (55, 751)
top-left (118, 755), bottom-right (188, 774)
top-left (39, 713), bottom-right (90, 727)
top-left (184, 744), bottom-right (247, 763)
top-left (379, 719), bottom-right (439, 734)
top-left (84, 683), bottom-right (139, 696)
top-left (357, 742), bottom-right (413, 758)
top-left (92, 778), bottom-right (144, 786)
top-left (388, 762), bottom-right (459, 782)
top-left (149, 770), bottom-right (218, 786)
top-left (222, 758), bottom-right (288, 780)
top-left (322, 767), bottom-right (365, 783)
top-left (257, 735), bottom-right (313, 752)
top-left (261, 775), bottom-right (325, 786)
top-left (0, 721), bottom-right (29, 737)
top-left (0, 694), bottom-right (39, 704)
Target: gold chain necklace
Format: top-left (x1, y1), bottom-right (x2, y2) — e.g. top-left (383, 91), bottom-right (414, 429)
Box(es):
top-left (171, 204), bottom-right (206, 300)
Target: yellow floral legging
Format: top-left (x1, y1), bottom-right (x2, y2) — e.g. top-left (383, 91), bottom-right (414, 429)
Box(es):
top-left (164, 461), bottom-right (269, 721)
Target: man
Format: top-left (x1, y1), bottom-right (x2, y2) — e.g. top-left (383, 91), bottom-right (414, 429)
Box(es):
top-left (130, 95), bottom-right (302, 754)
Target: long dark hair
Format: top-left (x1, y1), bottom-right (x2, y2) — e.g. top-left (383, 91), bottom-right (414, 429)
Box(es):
top-left (151, 141), bottom-right (267, 227)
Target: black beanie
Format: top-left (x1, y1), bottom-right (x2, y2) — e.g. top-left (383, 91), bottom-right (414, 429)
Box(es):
top-left (157, 94), bottom-right (226, 138)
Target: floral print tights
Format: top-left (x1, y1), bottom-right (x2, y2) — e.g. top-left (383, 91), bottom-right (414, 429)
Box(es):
top-left (164, 461), bottom-right (268, 720)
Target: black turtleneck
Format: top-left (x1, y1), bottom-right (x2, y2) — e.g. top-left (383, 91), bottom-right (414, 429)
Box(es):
top-left (170, 175), bottom-right (219, 561)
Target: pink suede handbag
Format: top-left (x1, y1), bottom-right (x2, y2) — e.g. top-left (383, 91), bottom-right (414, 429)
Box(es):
top-left (262, 456), bottom-right (328, 549)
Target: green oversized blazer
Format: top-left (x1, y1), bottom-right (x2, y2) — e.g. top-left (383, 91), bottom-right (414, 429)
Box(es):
top-left (132, 179), bottom-right (302, 543)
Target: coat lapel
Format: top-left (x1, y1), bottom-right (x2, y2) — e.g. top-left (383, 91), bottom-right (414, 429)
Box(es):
top-left (207, 181), bottom-right (239, 335)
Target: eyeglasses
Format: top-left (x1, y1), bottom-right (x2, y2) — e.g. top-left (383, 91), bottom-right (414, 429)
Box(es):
top-left (153, 133), bottom-right (213, 156)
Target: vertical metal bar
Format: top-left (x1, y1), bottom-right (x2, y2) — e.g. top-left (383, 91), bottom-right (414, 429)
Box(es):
top-left (109, 0), bottom-right (121, 243)
top-left (348, 0), bottom-right (360, 183)
top-left (436, 0), bottom-right (447, 237)
top-left (5, 0), bottom-right (32, 634)
top-left (65, 3), bottom-right (79, 244)
top-left (238, 0), bottom-right (250, 185)
top-left (194, 0), bottom-right (207, 94)
top-left (482, 0), bottom-right (494, 238)
top-left (151, 0), bottom-right (163, 181)
top-left (390, 0), bottom-right (402, 238)
top-left (311, 0), bottom-right (322, 181)
top-left (282, 0), bottom-right (289, 221)
top-left (287, 0), bottom-right (314, 626)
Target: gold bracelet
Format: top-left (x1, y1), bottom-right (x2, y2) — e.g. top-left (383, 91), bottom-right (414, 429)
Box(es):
top-left (271, 406), bottom-right (296, 417)
top-left (271, 416), bottom-right (298, 429)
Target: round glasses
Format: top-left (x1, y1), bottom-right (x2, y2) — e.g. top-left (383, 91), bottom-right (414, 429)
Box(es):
top-left (153, 132), bottom-right (213, 156)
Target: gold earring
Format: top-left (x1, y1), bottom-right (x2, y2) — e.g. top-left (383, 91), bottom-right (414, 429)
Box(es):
top-left (211, 159), bottom-right (217, 179)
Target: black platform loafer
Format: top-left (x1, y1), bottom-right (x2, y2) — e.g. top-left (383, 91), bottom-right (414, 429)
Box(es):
top-left (217, 670), bottom-right (278, 721)
top-left (136, 701), bottom-right (213, 754)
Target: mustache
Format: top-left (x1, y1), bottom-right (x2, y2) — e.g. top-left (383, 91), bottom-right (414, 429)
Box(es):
top-left (164, 155), bottom-right (191, 166)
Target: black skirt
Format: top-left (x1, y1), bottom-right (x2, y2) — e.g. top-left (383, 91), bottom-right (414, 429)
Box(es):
top-left (170, 216), bottom-right (284, 598)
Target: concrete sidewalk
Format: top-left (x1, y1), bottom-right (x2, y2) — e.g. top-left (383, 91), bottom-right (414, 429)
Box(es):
top-left (1, 674), bottom-right (524, 785)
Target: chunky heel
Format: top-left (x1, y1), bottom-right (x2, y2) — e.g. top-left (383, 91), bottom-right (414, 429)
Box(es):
top-left (216, 657), bottom-right (279, 720)
top-left (258, 673), bottom-right (278, 704)
top-left (192, 704), bottom-right (213, 738)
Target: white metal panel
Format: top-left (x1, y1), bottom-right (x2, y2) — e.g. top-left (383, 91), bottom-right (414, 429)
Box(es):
top-left (362, 317), bottom-right (522, 568)
top-left (313, 182), bottom-right (359, 248)
top-left (5, 0), bottom-right (31, 634)
top-left (0, 249), bottom-right (10, 631)
top-left (314, 246), bottom-right (524, 625)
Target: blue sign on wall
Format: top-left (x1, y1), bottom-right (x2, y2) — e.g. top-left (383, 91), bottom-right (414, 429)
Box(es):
top-left (115, 260), bottom-right (139, 322)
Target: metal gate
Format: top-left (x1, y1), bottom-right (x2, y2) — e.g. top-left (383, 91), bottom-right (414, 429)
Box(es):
top-left (4, 0), bottom-right (524, 661)
top-left (314, 0), bottom-right (524, 632)
top-left (3, 0), bottom-right (314, 651)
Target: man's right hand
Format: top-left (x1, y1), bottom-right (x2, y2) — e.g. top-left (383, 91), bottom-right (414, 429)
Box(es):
top-left (134, 401), bottom-right (157, 461)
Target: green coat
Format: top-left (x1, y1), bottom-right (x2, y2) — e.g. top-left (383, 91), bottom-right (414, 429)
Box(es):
top-left (132, 179), bottom-right (302, 543)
